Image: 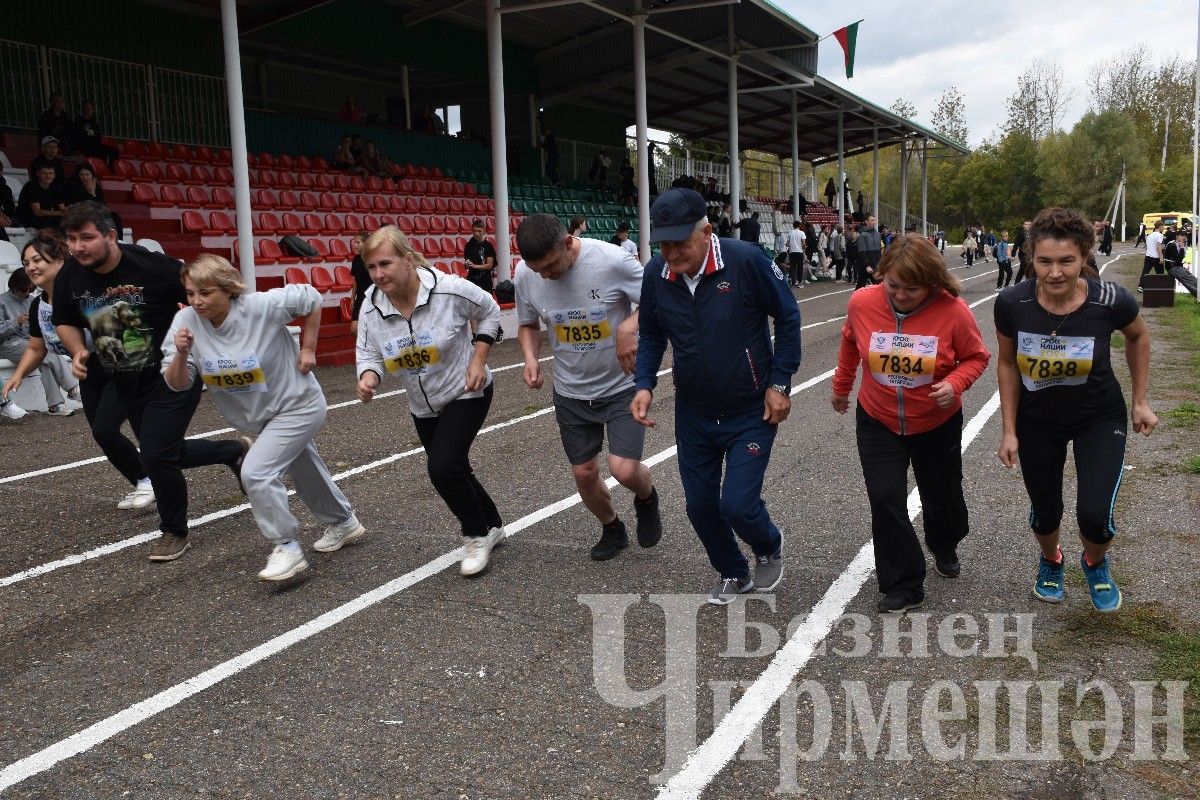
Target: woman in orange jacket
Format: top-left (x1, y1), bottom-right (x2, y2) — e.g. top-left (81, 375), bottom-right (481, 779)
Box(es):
top-left (832, 234), bottom-right (992, 613)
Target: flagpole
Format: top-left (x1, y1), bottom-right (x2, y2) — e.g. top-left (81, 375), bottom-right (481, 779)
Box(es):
top-left (817, 19), bottom-right (864, 43)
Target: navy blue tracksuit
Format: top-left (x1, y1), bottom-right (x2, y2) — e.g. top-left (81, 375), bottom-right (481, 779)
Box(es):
top-left (635, 237), bottom-right (801, 579)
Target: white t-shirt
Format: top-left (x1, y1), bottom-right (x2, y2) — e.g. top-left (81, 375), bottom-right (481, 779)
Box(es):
top-left (1145, 231), bottom-right (1165, 259)
top-left (787, 228), bottom-right (806, 254)
top-left (515, 238), bottom-right (642, 400)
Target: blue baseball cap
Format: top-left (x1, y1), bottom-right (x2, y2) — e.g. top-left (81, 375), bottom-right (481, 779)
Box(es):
top-left (649, 188), bottom-right (708, 243)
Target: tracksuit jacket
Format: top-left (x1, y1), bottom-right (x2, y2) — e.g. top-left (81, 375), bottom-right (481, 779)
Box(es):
top-left (634, 236), bottom-right (801, 417)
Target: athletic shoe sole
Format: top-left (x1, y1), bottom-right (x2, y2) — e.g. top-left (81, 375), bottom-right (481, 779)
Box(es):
top-left (934, 562), bottom-right (961, 578)
top-left (259, 559), bottom-right (308, 581)
top-left (312, 523), bottom-right (365, 553)
top-left (1031, 588), bottom-right (1063, 604)
top-left (879, 597), bottom-right (924, 613)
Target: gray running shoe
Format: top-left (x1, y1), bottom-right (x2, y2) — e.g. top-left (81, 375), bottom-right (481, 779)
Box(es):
top-left (753, 540), bottom-right (784, 592)
top-left (707, 575), bottom-right (753, 605)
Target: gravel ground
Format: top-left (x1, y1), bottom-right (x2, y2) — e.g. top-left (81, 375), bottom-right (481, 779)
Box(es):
top-left (0, 247), bottom-right (1193, 799)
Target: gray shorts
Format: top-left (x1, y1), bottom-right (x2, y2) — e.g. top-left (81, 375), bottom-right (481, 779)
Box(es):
top-left (552, 387), bottom-right (645, 466)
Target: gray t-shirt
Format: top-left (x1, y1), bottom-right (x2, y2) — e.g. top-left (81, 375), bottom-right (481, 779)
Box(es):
top-left (162, 284), bottom-right (324, 433)
top-left (515, 237), bottom-right (642, 400)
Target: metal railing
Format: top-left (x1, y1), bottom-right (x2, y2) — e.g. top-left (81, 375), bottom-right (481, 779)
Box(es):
top-left (0, 40), bottom-right (43, 132)
top-left (153, 67), bottom-right (229, 147)
top-left (47, 49), bottom-right (152, 141)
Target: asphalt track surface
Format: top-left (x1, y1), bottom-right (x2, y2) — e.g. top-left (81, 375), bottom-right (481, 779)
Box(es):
top-left (0, 247), bottom-right (1178, 799)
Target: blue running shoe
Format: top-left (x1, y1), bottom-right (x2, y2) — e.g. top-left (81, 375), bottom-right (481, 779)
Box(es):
top-left (1032, 554), bottom-right (1065, 603)
top-left (1081, 554), bottom-right (1122, 613)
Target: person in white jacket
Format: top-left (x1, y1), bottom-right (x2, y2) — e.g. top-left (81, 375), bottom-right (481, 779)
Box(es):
top-left (162, 254), bottom-right (364, 582)
top-left (355, 225), bottom-right (505, 577)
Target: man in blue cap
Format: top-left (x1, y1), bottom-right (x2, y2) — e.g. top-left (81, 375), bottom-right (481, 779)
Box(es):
top-left (630, 187), bottom-right (802, 604)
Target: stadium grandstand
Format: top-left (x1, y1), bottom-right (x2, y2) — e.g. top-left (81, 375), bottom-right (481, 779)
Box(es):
top-left (1, 0), bottom-right (967, 367)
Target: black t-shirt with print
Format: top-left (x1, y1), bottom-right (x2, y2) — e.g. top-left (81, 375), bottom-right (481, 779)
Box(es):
top-left (16, 181), bottom-right (64, 226)
top-left (52, 243), bottom-right (186, 399)
top-left (994, 277), bottom-right (1139, 425)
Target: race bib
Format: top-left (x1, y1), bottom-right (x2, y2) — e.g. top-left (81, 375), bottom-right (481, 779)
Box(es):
top-left (867, 332), bottom-right (938, 388)
top-left (550, 306), bottom-right (613, 353)
top-left (200, 353), bottom-right (268, 394)
top-left (382, 331), bottom-right (442, 376)
top-left (1016, 333), bottom-right (1094, 391)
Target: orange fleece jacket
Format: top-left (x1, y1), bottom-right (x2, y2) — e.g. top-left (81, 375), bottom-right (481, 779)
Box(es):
top-left (833, 284), bottom-right (991, 435)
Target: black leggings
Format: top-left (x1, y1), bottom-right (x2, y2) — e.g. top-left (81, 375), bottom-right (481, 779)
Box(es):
top-left (1016, 411), bottom-right (1127, 544)
top-left (996, 260), bottom-right (1013, 288)
top-left (1139, 256), bottom-right (1165, 288)
top-left (79, 363), bottom-right (145, 487)
top-left (412, 383), bottom-right (502, 538)
top-left (856, 405), bottom-right (968, 595)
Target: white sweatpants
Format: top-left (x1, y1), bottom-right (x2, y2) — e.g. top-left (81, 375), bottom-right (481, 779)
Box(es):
top-left (0, 339), bottom-right (68, 407)
top-left (240, 404), bottom-right (355, 545)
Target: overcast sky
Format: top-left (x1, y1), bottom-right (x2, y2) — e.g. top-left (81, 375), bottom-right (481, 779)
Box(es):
top-left (777, 0), bottom-right (1198, 147)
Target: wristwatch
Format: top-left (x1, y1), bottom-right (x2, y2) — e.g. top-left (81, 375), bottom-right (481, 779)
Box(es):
top-left (768, 383), bottom-right (789, 396)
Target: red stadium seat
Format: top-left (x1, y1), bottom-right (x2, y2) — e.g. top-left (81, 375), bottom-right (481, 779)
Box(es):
top-left (412, 216), bottom-right (430, 234)
top-left (316, 174), bottom-right (334, 190)
top-left (394, 216), bottom-right (412, 233)
top-left (463, 183), bottom-right (478, 197)
top-left (311, 156), bottom-right (331, 171)
top-left (398, 179), bottom-right (415, 195)
top-left (190, 165), bottom-right (213, 185)
top-left (349, 176), bottom-right (366, 192)
top-left (123, 140), bottom-right (148, 159)
top-left (404, 197), bottom-right (420, 214)
top-left (214, 166), bottom-right (233, 184)
top-left (276, 172), bottom-right (296, 191)
top-left (430, 166), bottom-right (443, 178)
top-left (297, 172), bottom-right (315, 190)
top-left (182, 210), bottom-right (205, 233)
top-left (310, 266), bottom-right (336, 293)
top-left (147, 141), bottom-right (168, 160)
top-left (363, 213), bottom-right (381, 230)
top-left (167, 143), bottom-right (191, 162)
top-left (255, 189), bottom-right (277, 209)
top-left (276, 154), bottom-right (294, 170)
top-left (415, 166), bottom-right (431, 178)
top-left (372, 195), bottom-right (389, 212)
top-left (211, 187), bottom-right (234, 207)
top-left (344, 213), bottom-right (363, 231)
top-left (319, 192), bottom-right (338, 212)
top-left (328, 239), bottom-right (352, 259)
top-left (324, 213), bottom-right (345, 233)
top-left (278, 190), bottom-right (300, 209)
top-left (208, 211), bottom-right (235, 233)
top-left (284, 266), bottom-right (309, 285)
top-left (485, 217), bottom-right (495, 233)
top-left (448, 198), bottom-right (464, 213)
top-left (407, 236), bottom-right (425, 254)
top-left (434, 197), bottom-right (449, 214)
top-left (428, 216), bottom-right (446, 234)
top-left (214, 149), bottom-right (233, 165)
top-left (279, 212), bottom-right (304, 234)
top-left (367, 176), bottom-right (384, 192)
top-left (134, 162), bottom-right (163, 183)
top-left (257, 152), bottom-right (275, 169)
top-left (333, 265), bottom-right (355, 292)
top-left (413, 179), bottom-right (429, 196)
top-left (260, 239), bottom-right (300, 265)
top-left (333, 175), bottom-right (350, 192)
top-left (186, 187), bottom-right (210, 207)
top-left (256, 212), bottom-right (282, 234)
top-left (307, 238), bottom-right (339, 262)
top-left (296, 155), bottom-right (313, 171)
top-left (299, 191), bottom-right (320, 211)
top-left (379, 214), bottom-right (396, 227)
top-left (83, 156), bottom-right (108, 177)
top-left (419, 197), bottom-right (436, 214)
top-left (113, 159), bottom-right (138, 180)
top-left (339, 296), bottom-right (354, 322)
top-left (441, 237), bottom-right (458, 258)
top-left (194, 146), bottom-right (215, 163)
top-left (131, 183), bottom-right (158, 205)
top-left (259, 170), bottom-right (278, 188)
top-left (355, 195), bottom-right (372, 212)
top-left (161, 184), bottom-right (195, 208)
top-left (388, 196), bottom-right (405, 213)
top-left (338, 195), bottom-right (355, 212)
top-left (303, 213), bottom-right (325, 236)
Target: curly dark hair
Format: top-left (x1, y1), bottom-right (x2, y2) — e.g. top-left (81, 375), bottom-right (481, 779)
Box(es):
top-left (1029, 207), bottom-right (1099, 277)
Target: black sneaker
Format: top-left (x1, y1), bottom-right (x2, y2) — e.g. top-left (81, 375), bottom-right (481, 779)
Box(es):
top-left (229, 435), bottom-right (252, 494)
top-left (590, 518), bottom-right (629, 561)
top-left (877, 589), bottom-right (924, 613)
top-left (633, 487), bottom-right (662, 548)
top-left (934, 551), bottom-right (961, 578)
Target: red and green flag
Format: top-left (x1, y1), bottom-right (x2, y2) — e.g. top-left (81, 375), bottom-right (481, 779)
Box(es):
top-left (832, 21), bottom-right (860, 79)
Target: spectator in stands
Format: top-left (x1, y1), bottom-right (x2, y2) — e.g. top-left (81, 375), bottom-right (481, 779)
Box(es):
top-left (705, 177), bottom-right (720, 202)
top-left (416, 104), bottom-right (445, 135)
top-left (463, 219), bottom-right (497, 293)
top-left (0, 267), bottom-right (77, 417)
top-left (717, 203), bottom-right (734, 238)
top-left (70, 100), bottom-right (120, 170)
top-left (349, 231), bottom-right (371, 334)
top-left (63, 163), bottom-right (122, 234)
top-left (542, 129), bottom-right (560, 187)
top-left (824, 176), bottom-right (837, 208)
top-left (17, 165), bottom-right (66, 228)
top-left (332, 134), bottom-right (358, 172)
top-left (788, 220), bottom-right (806, 287)
top-left (611, 221), bottom-right (637, 255)
top-left (569, 215), bottom-right (588, 237)
top-left (0, 180), bottom-right (15, 242)
top-left (339, 94), bottom-right (363, 124)
top-left (37, 93), bottom-right (72, 155)
top-left (589, 150), bottom-right (611, 192)
top-left (646, 142), bottom-right (659, 196)
top-left (856, 190), bottom-right (865, 216)
top-left (349, 134), bottom-right (365, 161)
top-left (619, 156), bottom-right (635, 205)
top-left (29, 137), bottom-right (67, 185)
top-left (357, 140), bottom-right (392, 179)
top-left (735, 211), bottom-right (761, 249)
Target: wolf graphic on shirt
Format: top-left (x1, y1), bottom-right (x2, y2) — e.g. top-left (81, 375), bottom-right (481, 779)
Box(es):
top-left (78, 285), bottom-right (153, 373)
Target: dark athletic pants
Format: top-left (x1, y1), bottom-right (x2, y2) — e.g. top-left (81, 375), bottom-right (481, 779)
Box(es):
top-left (996, 259), bottom-right (1013, 288)
top-left (1016, 411), bottom-right (1127, 544)
top-left (1139, 256), bottom-right (1165, 289)
top-left (125, 377), bottom-right (244, 537)
top-left (856, 405), bottom-right (968, 596)
top-left (78, 361), bottom-right (145, 487)
top-left (856, 251), bottom-right (880, 289)
top-left (412, 383), bottom-right (502, 539)
top-left (788, 252), bottom-right (805, 284)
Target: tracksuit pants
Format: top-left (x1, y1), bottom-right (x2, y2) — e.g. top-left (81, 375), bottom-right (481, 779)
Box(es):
top-left (78, 361), bottom-right (145, 487)
top-left (240, 402), bottom-right (355, 545)
top-left (855, 405), bottom-right (968, 596)
top-left (675, 402), bottom-right (783, 580)
top-left (1139, 256), bottom-right (1165, 289)
top-left (0, 339), bottom-right (67, 408)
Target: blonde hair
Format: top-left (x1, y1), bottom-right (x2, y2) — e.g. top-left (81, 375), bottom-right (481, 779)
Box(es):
top-left (180, 253), bottom-right (248, 298)
top-left (362, 224), bottom-right (431, 269)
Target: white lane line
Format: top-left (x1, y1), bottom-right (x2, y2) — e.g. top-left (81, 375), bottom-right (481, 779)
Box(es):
top-left (656, 390), bottom-right (1003, 799)
top-left (0, 356), bottom-right (555, 485)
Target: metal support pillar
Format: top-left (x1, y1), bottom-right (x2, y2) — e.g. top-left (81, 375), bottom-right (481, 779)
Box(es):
top-left (401, 65), bottom-right (411, 130)
top-left (220, 0), bottom-right (255, 290)
top-left (487, 0), bottom-right (511, 278)
top-left (872, 124), bottom-right (879, 222)
top-left (727, 8), bottom-right (740, 223)
top-left (836, 110), bottom-right (844, 227)
top-left (898, 143), bottom-right (908, 231)
top-left (920, 139), bottom-right (928, 235)
top-left (633, 5), bottom-right (651, 261)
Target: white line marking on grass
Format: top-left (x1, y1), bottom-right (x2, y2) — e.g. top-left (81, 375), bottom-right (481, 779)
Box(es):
top-left (0, 357), bottom-right (555, 485)
top-left (655, 391), bottom-right (1002, 799)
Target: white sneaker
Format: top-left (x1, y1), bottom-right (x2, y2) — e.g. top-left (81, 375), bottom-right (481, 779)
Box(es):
top-left (0, 400), bottom-right (27, 420)
top-left (460, 532), bottom-right (497, 576)
top-left (118, 480), bottom-right (156, 510)
top-left (258, 542), bottom-right (308, 581)
top-left (45, 403), bottom-right (75, 417)
top-left (313, 514), bottom-right (365, 552)
top-left (61, 398), bottom-right (85, 412)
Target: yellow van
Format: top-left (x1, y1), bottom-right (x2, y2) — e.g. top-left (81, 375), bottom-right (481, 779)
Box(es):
top-left (1142, 211), bottom-right (1195, 231)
